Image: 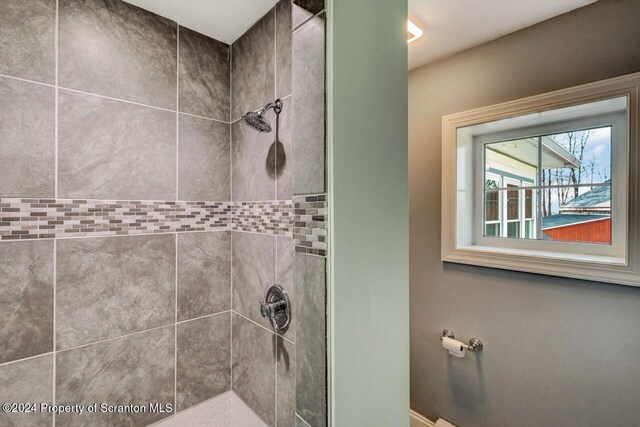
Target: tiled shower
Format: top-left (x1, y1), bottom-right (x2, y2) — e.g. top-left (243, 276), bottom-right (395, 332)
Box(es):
top-left (0, 0), bottom-right (327, 426)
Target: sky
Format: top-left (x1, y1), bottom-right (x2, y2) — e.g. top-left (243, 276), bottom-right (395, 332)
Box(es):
top-left (545, 126), bottom-right (611, 213)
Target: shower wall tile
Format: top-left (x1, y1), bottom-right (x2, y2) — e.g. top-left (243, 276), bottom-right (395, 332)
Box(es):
top-left (178, 114), bottom-right (230, 201)
top-left (277, 97), bottom-right (294, 200)
top-left (56, 234), bottom-right (175, 349)
top-left (292, 0), bottom-right (325, 29)
top-left (294, 194), bottom-right (327, 256)
top-left (277, 236), bottom-right (295, 339)
top-left (56, 326), bottom-right (175, 427)
top-left (0, 77), bottom-right (55, 198)
top-left (232, 114), bottom-right (277, 201)
top-left (177, 313), bottom-right (231, 411)
top-left (0, 240), bottom-right (53, 364)
top-left (177, 231), bottom-right (231, 322)
top-left (293, 15), bottom-right (326, 195)
top-left (59, 0), bottom-right (177, 109)
top-left (179, 27), bottom-right (230, 121)
top-left (232, 232), bottom-right (276, 328)
top-left (295, 253), bottom-right (327, 427)
top-left (58, 90), bottom-right (176, 201)
top-left (0, 354), bottom-right (53, 427)
top-left (277, 337), bottom-right (296, 427)
top-left (296, 415), bottom-right (312, 427)
top-left (231, 10), bottom-right (275, 121)
top-left (232, 313), bottom-right (276, 427)
top-left (276, 0), bottom-right (293, 99)
top-left (0, 0), bottom-right (55, 84)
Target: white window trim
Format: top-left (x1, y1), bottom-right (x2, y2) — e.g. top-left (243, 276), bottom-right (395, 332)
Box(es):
top-left (441, 72), bottom-right (640, 286)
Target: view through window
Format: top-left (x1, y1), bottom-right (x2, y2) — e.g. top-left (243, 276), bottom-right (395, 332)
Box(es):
top-left (483, 126), bottom-right (612, 244)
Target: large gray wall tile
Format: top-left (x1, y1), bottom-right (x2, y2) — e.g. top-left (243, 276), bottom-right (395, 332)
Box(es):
top-left (277, 236), bottom-right (295, 339)
top-left (277, 337), bottom-right (296, 427)
top-left (276, 0), bottom-right (292, 99)
top-left (0, 76), bottom-right (55, 197)
top-left (59, 0), bottom-right (177, 109)
top-left (56, 326), bottom-right (175, 427)
top-left (177, 313), bottom-right (231, 411)
top-left (232, 115), bottom-right (277, 201)
top-left (178, 114), bottom-right (230, 202)
top-left (0, 0), bottom-right (55, 83)
top-left (58, 90), bottom-right (176, 200)
top-left (178, 231), bottom-right (230, 322)
top-left (0, 241), bottom-right (53, 364)
top-left (292, 0), bottom-right (324, 29)
top-left (232, 232), bottom-right (276, 328)
top-left (277, 98), bottom-right (294, 200)
top-left (232, 10), bottom-right (275, 121)
top-left (179, 27), bottom-right (230, 121)
top-left (295, 254), bottom-right (326, 427)
top-left (293, 15), bottom-right (326, 195)
top-left (57, 234), bottom-right (175, 349)
top-left (0, 354), bottom-right (53, 427)
top-left (232, 313), bottom-right (276, 426)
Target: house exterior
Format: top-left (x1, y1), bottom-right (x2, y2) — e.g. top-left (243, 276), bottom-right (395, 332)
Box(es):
top-left (541, 183), bottom-right (611, 243)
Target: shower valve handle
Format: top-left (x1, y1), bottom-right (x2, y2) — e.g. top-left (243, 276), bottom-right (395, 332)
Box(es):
top-left (259, 285), bottom-right (291, 333)
top-left (260, 300), bottom-right (286, 332)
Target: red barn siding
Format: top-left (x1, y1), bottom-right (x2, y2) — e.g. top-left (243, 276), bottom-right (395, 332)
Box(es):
top-left (543, 218), bottom-right (611, 243)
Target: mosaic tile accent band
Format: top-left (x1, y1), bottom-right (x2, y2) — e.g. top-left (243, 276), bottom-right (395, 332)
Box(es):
top-left (294, 194), bottom-right (328, 256)
top-left (0, 198), bottom-right (232, 240)
top-left (232, 200), bottom-right (293, 235)
top-left (0, 197), bottom-right (326, 243)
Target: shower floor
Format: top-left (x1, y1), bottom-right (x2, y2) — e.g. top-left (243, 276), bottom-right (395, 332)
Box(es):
top-left (152, 391), bottom-right (268, 427)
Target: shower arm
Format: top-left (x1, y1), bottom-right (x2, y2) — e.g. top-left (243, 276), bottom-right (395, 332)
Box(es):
top-left (257, 99), bottom-right (283, 116)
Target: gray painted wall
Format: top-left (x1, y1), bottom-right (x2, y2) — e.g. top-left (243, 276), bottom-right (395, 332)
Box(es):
top-left (409, 1), bottom-right (640, 426)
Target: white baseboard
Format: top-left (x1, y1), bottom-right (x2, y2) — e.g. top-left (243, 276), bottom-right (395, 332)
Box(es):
top-left (410, 409), bottom-right (436, 427)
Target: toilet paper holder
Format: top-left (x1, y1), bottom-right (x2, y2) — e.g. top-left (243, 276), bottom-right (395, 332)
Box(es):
top-left (441, 329), bottom-right (483, 353)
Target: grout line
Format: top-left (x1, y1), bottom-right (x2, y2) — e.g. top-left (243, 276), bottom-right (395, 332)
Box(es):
top-left (274, 4), bottom-right (279, 204)
top-left (0, 351), bottom-right (55, 369)
top-left (0, 228), bottom-right (237, 244)
top-left (0, 72), bottom-right (56, 88)
top-left (55, 323), bottom-right (175, 354)
top-left (53, 2), bottom-right (59, 423)
top-left (228, 34), bottom-right (234, 398)
top-left (174, 27), bottom-right (180, 411)
top-left (57, 86), bottom-right (177, 114)
top-left (54, 0), bottom-right (59, 201)
top-left (295, 413), bottom-right (313, 427)
top-left (52, 238), bottom-right (57, 426)
top-left (176, 25), bottom-right (180, 202)
top-left (233, 310), bottom-right (294, 346)
top-left (52, 86), bottom-right (229, 124)
top-left (174, 233), bottom-right (178, 413)
top-left (176, 310), bottom-right (231, 325)
top-left (292, 8), bottom-right (326, 34)
top-left (178, 110), bottom-right (229, 123)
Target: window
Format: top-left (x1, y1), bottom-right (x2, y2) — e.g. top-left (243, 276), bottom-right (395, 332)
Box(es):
top-left (441, 73), bottom-right (640, 286)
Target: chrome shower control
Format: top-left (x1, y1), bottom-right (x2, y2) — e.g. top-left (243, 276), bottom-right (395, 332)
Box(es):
top-left (260, 285), bottom-right (291, 333)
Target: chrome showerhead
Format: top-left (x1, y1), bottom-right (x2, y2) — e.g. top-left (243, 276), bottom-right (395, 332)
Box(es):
top-left (242, 111), bottom-right (272, 133)
top-left (242, 99), bottom-right (283, 133)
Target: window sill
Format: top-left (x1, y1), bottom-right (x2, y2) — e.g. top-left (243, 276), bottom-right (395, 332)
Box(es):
top-left (443, 245), bottom-right (639, 286)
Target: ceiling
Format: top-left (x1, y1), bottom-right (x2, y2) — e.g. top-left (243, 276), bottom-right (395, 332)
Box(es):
top-left (408, 0), bottom-right (598, 71)
top-left (123, 0), bottom-right (278, 44)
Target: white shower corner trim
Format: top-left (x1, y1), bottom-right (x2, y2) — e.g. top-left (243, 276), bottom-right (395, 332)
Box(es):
top-left (151, 391), bottom-right (268, 427)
